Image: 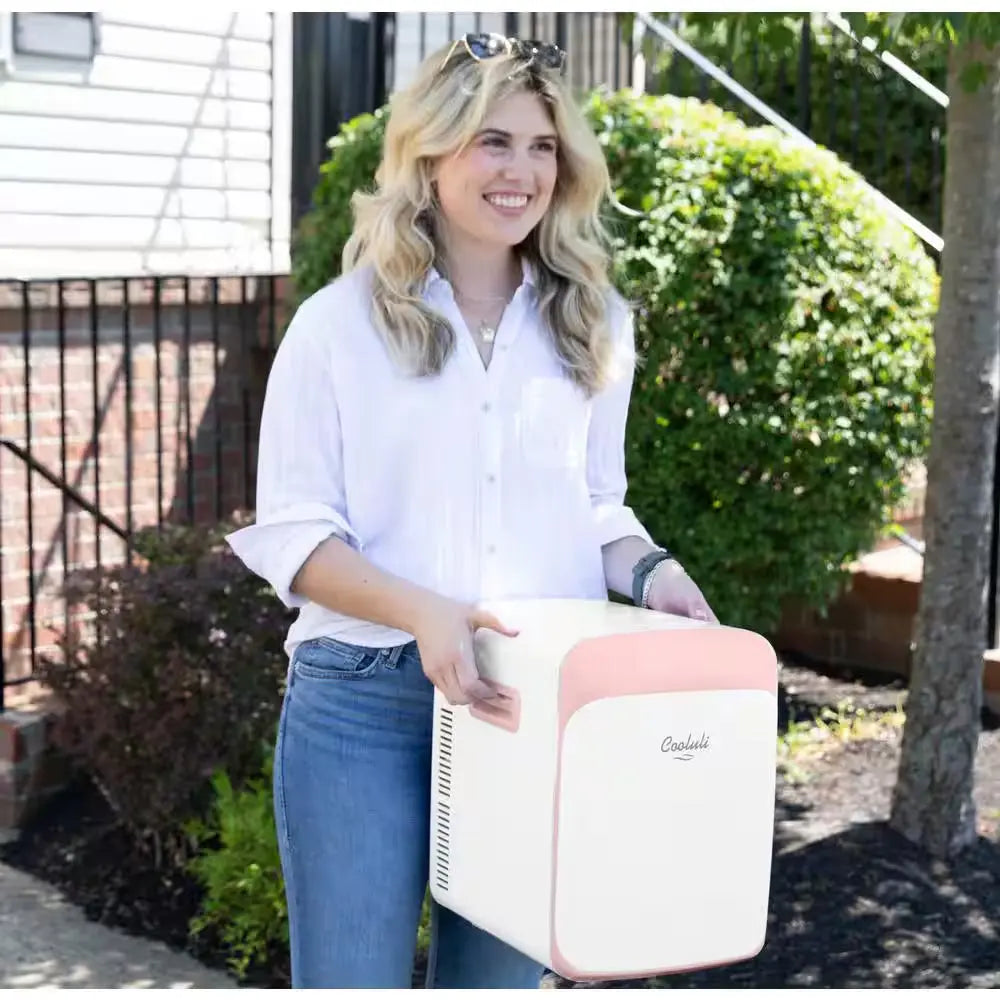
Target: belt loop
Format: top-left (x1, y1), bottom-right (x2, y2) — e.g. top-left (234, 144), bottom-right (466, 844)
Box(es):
top-left (385, 643), bottom-right (405, 669)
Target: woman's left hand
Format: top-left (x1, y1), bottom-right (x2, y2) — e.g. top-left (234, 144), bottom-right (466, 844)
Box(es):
top-left (644, 559), bottom-right (719, 623)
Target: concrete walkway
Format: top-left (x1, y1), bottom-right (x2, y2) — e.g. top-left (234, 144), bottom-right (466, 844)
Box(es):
top-left (0, 858), bottom-right (235, 989)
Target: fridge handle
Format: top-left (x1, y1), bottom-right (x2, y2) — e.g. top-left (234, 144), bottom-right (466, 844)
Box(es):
top-left (469, 681), bottom-right (521, 733)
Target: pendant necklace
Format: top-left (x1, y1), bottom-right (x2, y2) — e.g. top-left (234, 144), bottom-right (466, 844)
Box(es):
top-left (455, 289), bottom-right (508, 346)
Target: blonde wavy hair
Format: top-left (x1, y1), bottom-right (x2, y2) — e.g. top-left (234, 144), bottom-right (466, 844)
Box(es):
top-left (341, 39), bottom-right (624, 396)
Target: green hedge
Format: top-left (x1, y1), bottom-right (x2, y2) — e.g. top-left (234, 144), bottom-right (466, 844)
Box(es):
top-left (588, 91), bottom-right (936, 628)
top-left (291, 107), bottom-right (389, 303)
top-left (651, 14), bottom-right (949, 237)
top-left (292, 90), bottom-right (937, 631)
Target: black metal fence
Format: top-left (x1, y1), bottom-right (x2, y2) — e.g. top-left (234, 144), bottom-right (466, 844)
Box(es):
top-left (291, 11), bottom-right (633, 226)
top-left (288, 10), bottom-right (946, 247)
top-left (1, 10), bottom-right (636, 708)
top-left (3, 11), bottom-right (970, 705)
top-left (638, 12), bottom-right (947, 247)
top-left (0, 276), bottom-right (287, 707)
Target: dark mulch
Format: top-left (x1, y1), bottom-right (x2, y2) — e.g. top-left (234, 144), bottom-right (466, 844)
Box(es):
top-left (3, 657), bottom-right (999, 990)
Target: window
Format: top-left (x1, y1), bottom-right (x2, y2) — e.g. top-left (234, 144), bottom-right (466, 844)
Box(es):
top-left (1, 12), bottom-right (99, 75)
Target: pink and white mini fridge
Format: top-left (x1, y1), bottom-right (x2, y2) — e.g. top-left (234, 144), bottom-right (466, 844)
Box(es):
top-left (429, 598), bottom-right (777, 984)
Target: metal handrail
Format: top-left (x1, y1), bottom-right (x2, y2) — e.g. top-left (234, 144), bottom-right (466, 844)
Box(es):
top-left (635, 12), bottom-right (944, 254)
top-left (0, 438), bottom-right (131, 542)
top-left (889, 525), bottom-right (926, 556)
top-left (0, 437), bottom-right (133, 709)
top-left (823, 13), bottom-right (948, 109)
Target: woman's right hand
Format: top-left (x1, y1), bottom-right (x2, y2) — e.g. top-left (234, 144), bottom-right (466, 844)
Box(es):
top-left (413, 596), bottom-right (519, 706)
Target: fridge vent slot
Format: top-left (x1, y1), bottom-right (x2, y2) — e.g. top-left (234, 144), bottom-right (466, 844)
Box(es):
top-left (435, 706), bottom-right (454, 892)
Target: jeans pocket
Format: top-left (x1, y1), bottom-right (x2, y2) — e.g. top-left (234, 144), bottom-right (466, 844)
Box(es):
top-left (292, 636), bottom-right (380, 681)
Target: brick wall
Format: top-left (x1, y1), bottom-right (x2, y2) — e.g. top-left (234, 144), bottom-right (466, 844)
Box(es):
top-left (0, 275), bottom-right (291, 691)
top-left (775, 546), bottom-right (922, 679)
top-left (775, 541), bottom-right (1000, 718)
top-left (0, 707), bottom-right (71, 828)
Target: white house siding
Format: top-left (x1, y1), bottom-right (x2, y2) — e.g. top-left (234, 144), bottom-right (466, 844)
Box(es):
top-left (0, 10), bottom-right (291, 279)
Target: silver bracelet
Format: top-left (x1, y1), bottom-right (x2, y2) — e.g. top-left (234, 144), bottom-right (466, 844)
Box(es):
top-left (640, 558), bottom-right (672, 608)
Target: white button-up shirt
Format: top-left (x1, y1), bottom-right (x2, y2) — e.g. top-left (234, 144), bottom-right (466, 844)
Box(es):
top-left (226, 260), bottom-right (652, 656)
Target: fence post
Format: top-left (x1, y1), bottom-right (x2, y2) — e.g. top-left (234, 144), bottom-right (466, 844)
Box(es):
top-left (555, 13), bottom-right (567, 50)
top-left (798, 14), bottom-right (812, 134)
top-left (290, 13), bottom-right (396, 226)
top-left (371, 13), bottom-right (395, 109)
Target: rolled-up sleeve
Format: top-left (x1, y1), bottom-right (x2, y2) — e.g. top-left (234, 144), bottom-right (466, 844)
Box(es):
top-left (587, 304), bottom-right (654, 550)
top-left (226, 292), bottom-right (360, 607)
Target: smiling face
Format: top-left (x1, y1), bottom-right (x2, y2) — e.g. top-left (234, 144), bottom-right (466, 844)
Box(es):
top-left (432, 89), bottom-right (559, 253)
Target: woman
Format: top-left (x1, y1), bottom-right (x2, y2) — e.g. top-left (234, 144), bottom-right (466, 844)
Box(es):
top-left (227, 33), bottom-right (716, 989)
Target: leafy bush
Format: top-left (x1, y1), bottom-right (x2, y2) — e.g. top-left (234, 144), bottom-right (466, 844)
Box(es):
top-left (654, 13), bottom-right (949, 236)
top-left (187, 756), bottom-right (288, 980)
top-left (291, 107), bottom-right (388, 303)
top-left (589, 91), bottom-right (937, 628)
top-left (187, 750), bottom-right (434, 983)
top-left (38, 518), bottom-right (293, 857)
top-left (291, 90), bottom-right (937, 631)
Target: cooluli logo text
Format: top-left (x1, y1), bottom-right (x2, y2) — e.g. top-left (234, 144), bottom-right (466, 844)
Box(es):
top-left (661, 733), bottom-right (710, 761)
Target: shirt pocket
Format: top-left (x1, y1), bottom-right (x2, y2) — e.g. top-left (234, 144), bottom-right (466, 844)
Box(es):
top-left (517, 376), bottom-right (590, 470)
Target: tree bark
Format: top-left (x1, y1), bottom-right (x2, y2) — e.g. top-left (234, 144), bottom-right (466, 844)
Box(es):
top-left (889, 40), bottom-right (1000, 857)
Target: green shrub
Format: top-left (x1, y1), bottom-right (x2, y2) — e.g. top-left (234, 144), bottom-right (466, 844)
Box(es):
top-left (589, 91), bottom-right (936, 628)
top-left (291, 107), bottom-right (388, 303)
top-left (292, 90), bottom-right (937, 631)
top-left (38, 518), bottom-right (293, 858)
top-left (187, 756), bottom-right (288, 980)
top-left (187, 751), bottom-right (434, 983)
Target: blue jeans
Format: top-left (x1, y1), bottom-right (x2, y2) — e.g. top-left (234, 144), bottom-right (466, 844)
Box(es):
top-left (273, 635), bottom-right (545, 988)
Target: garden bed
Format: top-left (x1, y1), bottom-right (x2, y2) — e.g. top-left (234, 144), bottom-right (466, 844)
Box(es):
top-left (2, 658), bottom-right (999, 990)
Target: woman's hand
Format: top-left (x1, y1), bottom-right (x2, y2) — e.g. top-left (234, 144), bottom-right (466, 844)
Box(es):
top-left (644, 559), bottom-right (719, 623)
top-left (412, 596), bottom-right (520, 705)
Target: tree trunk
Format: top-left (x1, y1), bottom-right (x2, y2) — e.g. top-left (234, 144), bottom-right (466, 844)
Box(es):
top-left (889, 40), bottom-right (1000, 857)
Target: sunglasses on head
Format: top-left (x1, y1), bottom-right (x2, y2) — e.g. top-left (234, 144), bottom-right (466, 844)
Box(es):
top-left (439, 32), bottom-right (567, 76)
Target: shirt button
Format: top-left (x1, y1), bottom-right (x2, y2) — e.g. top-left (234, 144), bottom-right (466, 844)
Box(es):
top-left (486, 474), bottom-right (496, 484)
top-left (482, 402), bottom-right (492, 413)
top-left (487, 545), bottom-right (496, 555)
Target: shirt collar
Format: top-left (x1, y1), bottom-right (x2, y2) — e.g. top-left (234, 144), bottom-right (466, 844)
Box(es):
top-left (421, 255), bottom-right (537, 298)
